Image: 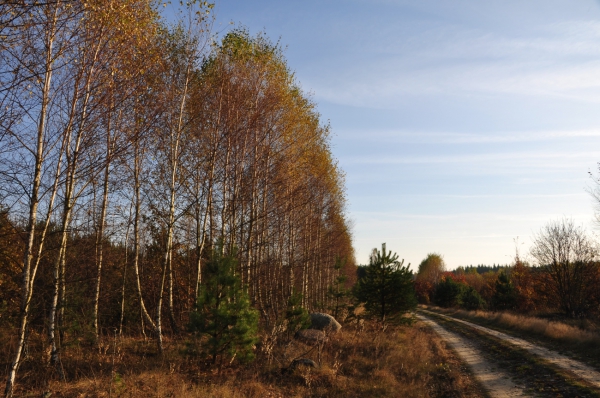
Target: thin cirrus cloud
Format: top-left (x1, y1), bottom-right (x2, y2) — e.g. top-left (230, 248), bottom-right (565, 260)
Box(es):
top-left (355, 193), bottom-right (584, 199)
top-left (353, 211), bottom-right (589, 221)
top-left (305, 20), bottom-right (600, 108)
top-left (342, 151), bottom-right (600, 166)
top-left (339, 129), bottom-right (600, 144)
top-left (312, 58), bottom-right (600, 108)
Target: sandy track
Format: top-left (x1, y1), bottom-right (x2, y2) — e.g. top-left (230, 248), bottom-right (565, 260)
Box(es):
top-left (416, 314), bottom-right (526, 397)
top-left (421, 309), bottom-right (600, 389)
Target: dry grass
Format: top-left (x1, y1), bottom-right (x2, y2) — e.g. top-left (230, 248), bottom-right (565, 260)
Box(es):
top-left (5, 319), bottom-right (485, 397)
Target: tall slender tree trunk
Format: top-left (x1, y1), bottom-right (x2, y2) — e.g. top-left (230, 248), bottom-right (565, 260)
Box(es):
top-left (194, 163), bottom-right (214, 301)
top-left (49, 22), bottom-right (104, 368)
top-left (163, 68), bottom-right (191, 337)
top-left (220, 135), bottom-right (231, 247)
top-left (49, 196), bottom-right (74, 378)
top-left (119, 210), bottom-right (132, 336)
top-left (156, 249), bottom-right (169, 352)
top-left (5, 6), bottom-right (60, 395)
top-left (132, 143), bottom-right (156, 332)
top-left (93, 116), bottom-right (112, 344)
top-left (245, 161), bottom-right (258, 295)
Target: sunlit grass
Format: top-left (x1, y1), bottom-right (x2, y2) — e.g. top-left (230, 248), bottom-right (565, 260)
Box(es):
top-left (7, 319), bottom-right (482, 397)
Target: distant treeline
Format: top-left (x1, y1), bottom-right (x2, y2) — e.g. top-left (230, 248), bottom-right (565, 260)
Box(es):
top-left (415, 220), bottom-right (600, 318)
top-left (455, 264), bottom-right (511, 275)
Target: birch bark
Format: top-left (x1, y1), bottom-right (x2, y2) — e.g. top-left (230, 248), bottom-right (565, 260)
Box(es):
top-left (4, 4), bottom-right (61, 395)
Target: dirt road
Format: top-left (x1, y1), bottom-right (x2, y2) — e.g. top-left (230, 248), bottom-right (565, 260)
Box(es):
top-left (416, 314), bottom-right (526, 397)
top-left (420, 309), bottom-right (600, 389)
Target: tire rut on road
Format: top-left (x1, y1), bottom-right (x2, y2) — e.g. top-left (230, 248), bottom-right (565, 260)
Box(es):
top-left (416, 314), bottom-right (526, 398)
top-left (421, 309), bottom-right (600, 390)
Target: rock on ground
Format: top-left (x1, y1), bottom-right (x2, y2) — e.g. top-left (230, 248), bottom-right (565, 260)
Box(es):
top-left (290, 358), bottom-right (317, 370)
top-left (309, 313), bottom-right (341, 332)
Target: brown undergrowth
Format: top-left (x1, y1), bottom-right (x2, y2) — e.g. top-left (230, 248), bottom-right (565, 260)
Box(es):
top-left (4, 319), bottom-right (485, 397)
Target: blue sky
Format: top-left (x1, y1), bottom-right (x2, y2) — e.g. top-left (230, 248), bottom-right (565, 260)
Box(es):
top-left (188, 0), bottom-right (600, 269)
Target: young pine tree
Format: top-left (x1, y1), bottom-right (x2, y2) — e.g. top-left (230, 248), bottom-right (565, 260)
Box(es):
top-left (433, 276), bottom-right (464, 308)
top-left (491, 271), bottom-right (517, 311)
top-left (354, 243), bottom-right (417, 324)
top-left (460, 286), bottom-right (486, 310)
top-left (189, 242), bottom-right (258, 370)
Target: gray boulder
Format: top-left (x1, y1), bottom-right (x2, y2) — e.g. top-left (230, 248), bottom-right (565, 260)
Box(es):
top-left (309, 312), bottom-right (341, 332)
top-left (290, 358), bottom-right (317, 370)
top-left (295, 329), bottom-right (327, 345)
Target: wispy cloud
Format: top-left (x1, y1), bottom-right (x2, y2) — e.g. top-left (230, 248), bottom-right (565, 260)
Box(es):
top-left (303, 19), bottom-right (600, 107)
top-left (353, 211), bottom-right (591, 222)
top-left (341, 150), bottom-right (600, 166)
top-left (339, 128), bottom-right (600, 144)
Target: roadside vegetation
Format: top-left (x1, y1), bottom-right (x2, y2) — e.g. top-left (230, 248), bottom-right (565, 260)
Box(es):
top-left (10, 315), bottom-right (484, 397)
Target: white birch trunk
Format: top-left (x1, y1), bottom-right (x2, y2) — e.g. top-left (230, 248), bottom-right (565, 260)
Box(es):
top-left (4, 5), bottom-right (60, 395)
